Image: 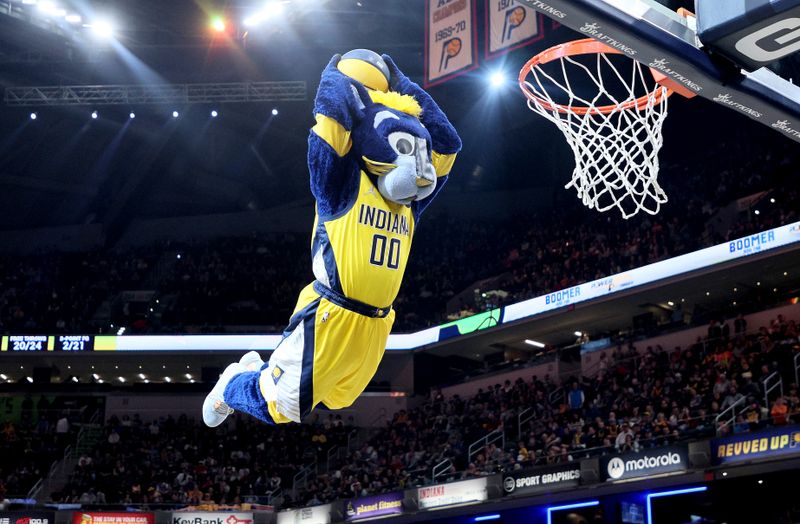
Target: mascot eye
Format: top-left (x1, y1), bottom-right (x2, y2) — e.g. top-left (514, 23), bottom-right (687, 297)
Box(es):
top-left (388, 132), bottom-right (416, 156)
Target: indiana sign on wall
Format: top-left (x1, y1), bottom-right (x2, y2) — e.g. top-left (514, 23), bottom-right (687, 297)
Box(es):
top-left (417, 477), bottom-right (488, 509)
top-left (425, 0), bottom-right (477, 86)
top-left (486, 0), bottom-right (541, 58)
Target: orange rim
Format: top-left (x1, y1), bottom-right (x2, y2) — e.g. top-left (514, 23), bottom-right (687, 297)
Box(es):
top-left (518, 38), bottom-right (672, 116)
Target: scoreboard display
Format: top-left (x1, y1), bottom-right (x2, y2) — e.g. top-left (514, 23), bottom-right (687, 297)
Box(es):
top-left (1, 335), bottom-right (94, 352)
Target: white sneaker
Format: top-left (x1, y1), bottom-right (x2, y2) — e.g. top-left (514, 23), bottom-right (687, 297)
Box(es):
top-left (202, 362), bottom-right (246, 427)
top-left (239, 351), bottom-right (264, 371)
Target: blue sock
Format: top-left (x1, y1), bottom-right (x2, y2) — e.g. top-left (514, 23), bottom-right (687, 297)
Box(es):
top-left (223, 371), bottom-right (276, 425)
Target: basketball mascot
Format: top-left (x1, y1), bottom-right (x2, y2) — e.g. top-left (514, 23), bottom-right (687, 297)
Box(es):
top-left (203, 51), bottom-right (461, 426)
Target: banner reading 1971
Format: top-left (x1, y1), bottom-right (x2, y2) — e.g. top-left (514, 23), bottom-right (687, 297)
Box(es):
top-left (486, 0), bottom-right (541, 57)
top-left (426, 0), bottom-right (476, 87)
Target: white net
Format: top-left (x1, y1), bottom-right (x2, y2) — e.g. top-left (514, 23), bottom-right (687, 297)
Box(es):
top-left (520, 47), bottom-right (670, 219)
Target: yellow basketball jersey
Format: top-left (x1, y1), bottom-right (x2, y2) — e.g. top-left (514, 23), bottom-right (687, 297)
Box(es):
top-left (311, 170), bottom-right (415, 307)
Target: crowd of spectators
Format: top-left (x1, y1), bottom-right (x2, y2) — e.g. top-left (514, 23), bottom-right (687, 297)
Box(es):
top-left (44, 311), bottom-right (799, 509)
top-left (0, 143), bottom-right (798, 334)
top-left (0, 396), bottom-right (77, 501)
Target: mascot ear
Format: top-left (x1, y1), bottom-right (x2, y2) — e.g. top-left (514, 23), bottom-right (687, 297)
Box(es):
top-left (348, 82), bottom-right (373, 122)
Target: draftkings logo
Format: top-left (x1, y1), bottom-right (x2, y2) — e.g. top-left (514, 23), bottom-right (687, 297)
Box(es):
top-left (649, 58), bottom-right (703, 92)
top-left (713, 93), bottom-right (761, 118)
top-left (773, 119), bottom-right (800, 138)
top-left (579, 22), bottom-right (636, 56)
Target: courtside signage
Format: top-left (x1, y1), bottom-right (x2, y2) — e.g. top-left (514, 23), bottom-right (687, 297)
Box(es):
top-left (600, 446), bottom-right (688, 481)
top-left (417, 477), bottom-right (488, 509)
top-left (0, 512), bottom-right (55, 524)
top-left (72, 514), bottom-right (154, 524)
top-left (503, 464), bottom-right (581, 495)
top-left (276, 505), bottom-right (331, 524)
top-left (171, 514), bottom-right (253, 524)
top-left (345, 492), bottom-right (404, 521)
top-left (712, 426), bottom-right (800, 465)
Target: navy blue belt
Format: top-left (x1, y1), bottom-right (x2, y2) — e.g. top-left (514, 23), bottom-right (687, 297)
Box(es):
top-left (312, 281), bottom-right (392, 319)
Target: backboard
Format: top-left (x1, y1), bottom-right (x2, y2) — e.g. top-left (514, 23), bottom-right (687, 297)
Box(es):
top-left (517, 0), bottom-right (800, 144)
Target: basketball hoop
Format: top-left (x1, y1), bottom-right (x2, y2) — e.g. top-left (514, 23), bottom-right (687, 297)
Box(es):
top-left (519, 38), bottom-right (674, 219)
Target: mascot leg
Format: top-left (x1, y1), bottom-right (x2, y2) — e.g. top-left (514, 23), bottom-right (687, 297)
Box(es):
top-left (201, 351), bottom-right (268, 427)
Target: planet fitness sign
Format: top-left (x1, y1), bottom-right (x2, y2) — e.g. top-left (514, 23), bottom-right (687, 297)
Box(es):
top-left (345, 492), bottom-right (404, 521)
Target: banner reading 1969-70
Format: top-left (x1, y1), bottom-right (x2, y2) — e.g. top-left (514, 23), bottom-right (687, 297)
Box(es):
top-left (425, 0), bottom-right (476, 86)
top-left (486, 0), bottom-right (541, 57)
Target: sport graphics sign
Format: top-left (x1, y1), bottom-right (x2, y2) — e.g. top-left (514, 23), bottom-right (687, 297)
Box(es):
top-left (0, 511), bottom-right (55, 524)
top-left (171, 514), bottom-right (253, 524)
top-left (503, 464), bottom-right (581, 495)
top-left (417, 477), bottom-right (488, 509)
top-left (712, 426), bottom-right (800, 465)
top-left (276, 505), bottom-right (332, 524)
top-left (600, 446), bottom-right (688, 481)
top-left (72, 514), bottom-right (154, 524)
top-left (345, 492), bottom-right (404, 521)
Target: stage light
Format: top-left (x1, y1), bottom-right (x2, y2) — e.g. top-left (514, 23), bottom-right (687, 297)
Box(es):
top-left (244, 1), bottom-right (286, 27)
top-left (164, 376), bottom-right (172, 383)
top-left (71, 376), bottom-right (79, 382)
top-left (754, 209), bottom-right (760, 215)
top-left (211, 110), bottom-right (218, 117)
top-left (30, 112), bottom-right (37, 120)
top-left (26, 376), bottom-right (33, 383)
top-left (525, 339), bottom-right (545, 348)
top-left (87, 18), bottom-right (115, 39)
top-left (91, 110), bottom-right (98, 119)
top-left (185, 373), bottom-right (192, 379)
top-left (138, 373), bottom-right (146, 379)
top-left (65, 13), bottom-right (81, 23)
top-left (0, 374), bottom-right (7, 380)
top-left (211, 16), bottom-right (226, 32)
top-left (271, 108), bottom-right (279, 116)
top-left (489, 71), bottom-right (506, 88)
top-left (574, 330), bottom-right (582, 337)
top-left (129, 112), bottom-right (135, 119)
top-left (667, 300), bottom-right (675, 306)
top-left (172, 110), bottom-right (179, 118)
top-left (118, 376), bottom-right (126, 383)
top-left (92, 373), bottom-right (100, 380)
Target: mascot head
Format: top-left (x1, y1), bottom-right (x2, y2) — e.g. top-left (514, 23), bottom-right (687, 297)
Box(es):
top-left (348, 84), bottom-right (437, 206)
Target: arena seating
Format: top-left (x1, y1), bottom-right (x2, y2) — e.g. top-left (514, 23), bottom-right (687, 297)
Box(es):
top-left (40, 312), bottom-right (798, 509)
top-left (0, 145), bottom-right (797, 335)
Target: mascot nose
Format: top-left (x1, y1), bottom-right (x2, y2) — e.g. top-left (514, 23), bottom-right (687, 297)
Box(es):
top-left (414, 137), bottom-right (435, 187)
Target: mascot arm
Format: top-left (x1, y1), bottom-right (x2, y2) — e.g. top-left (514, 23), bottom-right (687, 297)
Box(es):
top-left (308, 55), bottom-right (364, 217)
top-left (382, 54), bottom-right (462, 178)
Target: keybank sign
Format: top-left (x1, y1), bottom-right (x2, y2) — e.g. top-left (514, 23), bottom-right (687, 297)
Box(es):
top-left (601, 446), bottom-right (688, 481)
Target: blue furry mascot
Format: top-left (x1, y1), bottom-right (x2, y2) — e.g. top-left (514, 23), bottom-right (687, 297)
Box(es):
top-left (203, 52), bottom-right (461, 426)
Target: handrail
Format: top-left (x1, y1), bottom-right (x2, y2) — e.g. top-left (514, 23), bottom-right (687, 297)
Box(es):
top-left (794, 352), bottom-right (800, 387)
top-left (715, 396), bottom-right (747, 436)
top-left (468, 428), bottom-right (505, 464)
top-left (517, 407), bottom-right (535, 438)
top-left (431, 458), bottom-right (452, 483)
top-left (548, 387), bottom-right (564, 407)
top-left (763, 371), bottom-right (784, 409)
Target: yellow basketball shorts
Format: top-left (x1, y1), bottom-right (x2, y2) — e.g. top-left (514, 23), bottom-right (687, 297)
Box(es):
top-left (258, 282), bottom-right (394, 424)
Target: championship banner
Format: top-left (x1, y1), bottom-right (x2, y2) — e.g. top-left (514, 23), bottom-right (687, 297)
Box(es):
top-left (712, 426), bottom-right (800, 465)
top-left (171, 513), bottom-right (253, 524)
top-left (345, 493), bottom-right (404, 521)
top-left (72, 514), bottom-right (154, 524)
top-left (502, 463), bottom-right (581, 496)
top-left (425, 0), bottom-right (477, 87)
top-left (417, 477), bottom-right (488, 510)
top-left (600, 446), bottom-right (688, 482)
top-left (486, 0), bottom-right (541, 58)
top-left (276, 505), bottom-right (331, 524)
top-left (0, 511), bottom-right (56, 524)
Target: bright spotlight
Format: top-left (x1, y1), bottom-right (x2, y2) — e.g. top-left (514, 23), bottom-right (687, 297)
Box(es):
top-left (271, 108), bottom-right (279, 116)
top-left (244, 1), bottom-right (286, 27)
top-left (29, 112), bottom-right (37, 120)
top-left (22, 0), bottom-right (37, 4)
top-left (211, 16), bottom-right (226, 32)
top-left (172, 110), bottom-right (179, 118)
top-left (210, 110), bottom-right (218, 118)
top-left (489, 71), bottom-right (506, 87)
top-left (91, 110), bottom-right (98, 119)
top-left (90, 19), bottom-right (115, 39)
top-left (129, 112), bottom-right (136, 119)
top-left (65, 13), bottom-right (81, 24)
